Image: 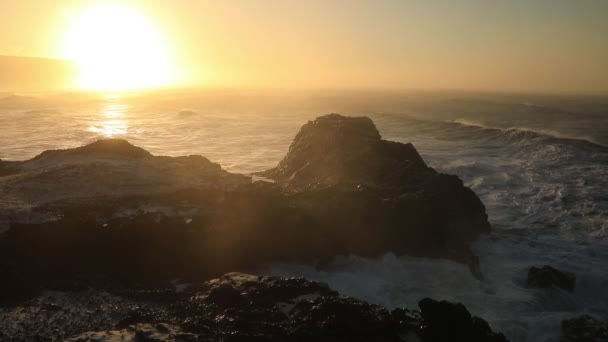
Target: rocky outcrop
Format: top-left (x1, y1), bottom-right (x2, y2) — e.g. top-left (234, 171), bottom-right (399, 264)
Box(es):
top-left (261, 114), bottom-right (490, 261)
top-left (0, 139), bottom-right (249, 228)
top-left (418, 298), bottom-right (506, 341)
top-left (527, 266), bottom-right (576, 292)
top-left (4, 273), bottom-right (504, 342)
top-left (33, 139), bottom-right (153, 160)
top-left (0, 114), bottom-right (491, 303)
top-left (561, 315), bottom-right (608, 342)
top-left (260, 114), bottom-right (429, 189)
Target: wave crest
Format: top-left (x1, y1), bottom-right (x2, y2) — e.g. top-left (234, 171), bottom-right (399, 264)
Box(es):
top-left (449, 118), bottom-right (607, 150)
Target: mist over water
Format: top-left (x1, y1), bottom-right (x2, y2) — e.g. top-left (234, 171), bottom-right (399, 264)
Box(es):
top-left (1, 91), bottom-right (607, 341)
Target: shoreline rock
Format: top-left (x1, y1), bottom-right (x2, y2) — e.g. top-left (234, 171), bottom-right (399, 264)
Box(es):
top-left (561, 314), bottom-right (608, 342)
top-left (261, 114), bottom-right (490, 252)
top-left (527, 265), bottom-right (576, 292)
top-left (1, 273), bottom-right (507, 342)
top-left (1, 114), bottom-right (491, 304)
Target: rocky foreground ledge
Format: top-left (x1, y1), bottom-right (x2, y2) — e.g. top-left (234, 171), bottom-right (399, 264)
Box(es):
top-left (0, 272), bottom-right (507, 342)
top-left (0, 114), bottom-right (502, 339)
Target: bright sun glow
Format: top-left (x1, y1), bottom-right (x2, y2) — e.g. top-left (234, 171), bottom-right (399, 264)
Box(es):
top-left (61, 4), bottom-right (179, 91)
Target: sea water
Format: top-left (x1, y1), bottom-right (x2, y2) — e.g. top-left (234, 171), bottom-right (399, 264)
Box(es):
top-left (1, 90), bottom-right (607, 341)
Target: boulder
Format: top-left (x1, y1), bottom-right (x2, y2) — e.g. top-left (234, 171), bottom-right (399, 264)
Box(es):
top-left (561, 315), bottom-right (608, 342)
top-left (527, 266), bottom-right (576, 292)
top-left (419, 298), bottom-right (507, 342)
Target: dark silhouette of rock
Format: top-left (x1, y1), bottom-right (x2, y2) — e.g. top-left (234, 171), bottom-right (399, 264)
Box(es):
top-left (10, 273), bottom-right (504, 342)
top-left (419, 298), bottom-right (507, 342)
top-left (561, 315), bottom-right (608, 342)
top-left (527, 266), bottom-right (576, 292)
top-left (262, 113), bottom-right (490, 262)
top-left (0, 159), bottom-right (17, 176)
top-left (260, 113), bottom-right (431, 189)
top-left (0, 115), bottom-right (492, 305)
top-left (32, 138), bottom-right (153, 161)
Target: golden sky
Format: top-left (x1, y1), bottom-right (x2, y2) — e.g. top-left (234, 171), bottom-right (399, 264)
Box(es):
top-left (1, 0), bottom-right (607, 93)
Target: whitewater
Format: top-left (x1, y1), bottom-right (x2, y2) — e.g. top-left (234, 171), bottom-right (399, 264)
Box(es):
top-left (1, 91), bottom-right (607, 341)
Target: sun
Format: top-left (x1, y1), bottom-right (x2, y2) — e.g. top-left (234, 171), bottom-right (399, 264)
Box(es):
top-left (60, 4), bottom-right (179, 91)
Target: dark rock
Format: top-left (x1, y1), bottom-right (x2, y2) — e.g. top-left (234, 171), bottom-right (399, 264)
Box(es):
top-left (41, 303), bottom-right (62, 312)
top-left (32, 139), bottom-right (152, 160)
top-left (0, 115), bottom-right (491, 305)
top-left (261, 114), bottom-right (490, 262)
top-left (561, 314), bottom-right (608, 342)
top-left (260, 113), bottom-right (430, 189)
top-left (0, 159), bottom-right (18, 176)
top-left (54, 273), bottom-right (506, 342)
top-left (286, 296), bottom-right (398, 341)
top-left (469, 253), bottom-right (484, 280)
top-left (419, 298), bottom-right (507, 342)
top-left (0, 290), bottom-right (143, 341)
top-left (527, 266), bottom-right (576, 292)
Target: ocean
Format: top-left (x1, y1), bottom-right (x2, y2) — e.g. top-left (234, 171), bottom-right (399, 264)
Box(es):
top-left (1, 90), bottom-right (607, 342)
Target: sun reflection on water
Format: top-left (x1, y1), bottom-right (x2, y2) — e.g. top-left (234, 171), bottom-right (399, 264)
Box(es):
top-left (87, 101), bottom-right (130, 137)
top-left (103, 103), bottom-right (130, 118)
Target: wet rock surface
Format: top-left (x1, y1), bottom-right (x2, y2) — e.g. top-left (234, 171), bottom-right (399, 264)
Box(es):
top-left (527, 266), bottom-right (576, 292)
top-left (561, 314), bottom-right (608, 342)
top-left (0, 290), bottom-right (143, 341)
top-left (1, 273), bottom-right (507, 342)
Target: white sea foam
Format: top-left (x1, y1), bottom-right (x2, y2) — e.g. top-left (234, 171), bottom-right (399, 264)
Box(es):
top-left (452, 118), bottom-right (604, 147)
top-left (1, 92), bottom-right (607, 341)
top-left (266, 234), bottom-right (608, 342)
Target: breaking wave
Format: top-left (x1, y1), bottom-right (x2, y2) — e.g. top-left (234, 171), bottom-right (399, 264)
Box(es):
top-left (451, 118), bottom-right (606, 149)
top-left (2, 93), bottom-right (608, 342)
